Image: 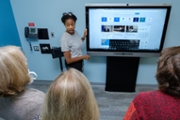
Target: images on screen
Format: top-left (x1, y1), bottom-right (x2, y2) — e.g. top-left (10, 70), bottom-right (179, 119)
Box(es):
top-left (86, 4), bottom-right (171, 57)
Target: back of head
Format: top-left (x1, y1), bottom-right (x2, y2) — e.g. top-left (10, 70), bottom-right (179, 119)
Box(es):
top-left (0, 46), bottom-right (30, 96)
top-left (41, 68), bottom-right (100, 120)
top-left (156, 46), bottom-right (180, 97)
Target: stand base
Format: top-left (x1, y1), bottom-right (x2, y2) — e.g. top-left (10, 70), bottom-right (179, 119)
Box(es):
top-left (105, 57), bottom-right (140, 92)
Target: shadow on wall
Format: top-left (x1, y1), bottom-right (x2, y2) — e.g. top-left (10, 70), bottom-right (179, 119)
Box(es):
top-left (88, 56), bottom-right (107, 63)
top-left (140, 57), bottom-right (158, 65)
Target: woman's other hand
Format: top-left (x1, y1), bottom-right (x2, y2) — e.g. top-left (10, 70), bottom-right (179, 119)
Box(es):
top-left (83, 55), bottom-right (90, 60)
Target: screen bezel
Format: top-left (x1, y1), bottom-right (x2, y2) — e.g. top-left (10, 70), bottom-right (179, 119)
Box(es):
top-left (85, 4), bottom-right (171, 57)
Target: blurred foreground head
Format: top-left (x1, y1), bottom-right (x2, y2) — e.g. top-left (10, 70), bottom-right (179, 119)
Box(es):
top-left (0, 46), bottom-right (30, 97)
top-left (41, 68), bottom-right (100, 120)
top-left (156, 46), bottom-right (180, 97)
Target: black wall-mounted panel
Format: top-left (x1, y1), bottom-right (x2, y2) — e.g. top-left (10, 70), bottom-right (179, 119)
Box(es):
top-left (40, 44), bottom-right (51, 54)
top-left (38, 28), bottom-right (49, 39)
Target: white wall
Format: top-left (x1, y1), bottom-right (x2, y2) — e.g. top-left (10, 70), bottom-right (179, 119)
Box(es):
top-left (10, 0), bottom-right (180, 84)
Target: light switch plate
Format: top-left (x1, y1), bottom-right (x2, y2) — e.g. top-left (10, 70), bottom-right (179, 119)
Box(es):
top-left (33, 46), bottom-right (39, 51)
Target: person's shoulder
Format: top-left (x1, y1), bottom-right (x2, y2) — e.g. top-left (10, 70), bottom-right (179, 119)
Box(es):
top-left (24, 88), bottom-right (45, 98)
top-left (61, 31), bottom-right (68, 37)
top-left (22, 88), bottom-right (45, 110)
top-left (133, 90), bottom-right (158, 102)
top-left (27, 88), bottom-right (45, 93)
top-left (61, 32), bottom-right (72, 42)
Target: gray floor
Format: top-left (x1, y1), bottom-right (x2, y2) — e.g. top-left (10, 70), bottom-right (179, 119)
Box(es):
top-left (28, 81), bottom-right (157, 120)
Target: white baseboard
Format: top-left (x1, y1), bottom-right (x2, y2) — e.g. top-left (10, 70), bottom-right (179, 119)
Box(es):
top-left (32, 80), bottom-right (158, 88)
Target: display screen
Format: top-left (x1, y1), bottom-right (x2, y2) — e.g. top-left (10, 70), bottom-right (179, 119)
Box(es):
top-left (86, 4), bottom-right (171, 57)
top-left (29, 27), bottom-right (37, 34)
top-left (30, 28), bottom-right (36, 33)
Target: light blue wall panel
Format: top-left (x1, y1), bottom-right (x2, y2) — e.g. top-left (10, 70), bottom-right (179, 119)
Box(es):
top-left (10, 0), bottom-right (180, 84)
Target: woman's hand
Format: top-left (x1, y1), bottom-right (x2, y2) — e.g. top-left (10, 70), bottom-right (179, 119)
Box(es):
top-left (83, 55), bottom-right (90, 60)
top-left (81, 29), bottom-right (87, 41)
top-left (83, 29), bottom-right (87, 37)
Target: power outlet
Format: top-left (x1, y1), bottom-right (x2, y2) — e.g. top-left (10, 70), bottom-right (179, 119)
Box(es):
top-left (33, 46), bottom-right (39, 51)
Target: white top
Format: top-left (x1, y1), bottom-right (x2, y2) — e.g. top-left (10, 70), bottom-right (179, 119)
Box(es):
top-left (60, 30), bottom-right (83, 58)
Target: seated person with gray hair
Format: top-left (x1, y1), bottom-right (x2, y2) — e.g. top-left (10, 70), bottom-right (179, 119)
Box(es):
top-left (34, 68), bottom-right (100, 120)
top-left (0, 46), bottom-right (45, 120)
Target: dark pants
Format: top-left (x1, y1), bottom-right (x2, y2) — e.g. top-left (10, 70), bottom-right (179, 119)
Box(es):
top-left (65, 60), bottom-right (83, 72)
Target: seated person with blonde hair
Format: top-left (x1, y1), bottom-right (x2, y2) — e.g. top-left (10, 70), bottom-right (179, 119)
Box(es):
top-left (123, 46), bottom-right (180, 120)
top-left (34, 68), bottom-right (100, 120)
top-left (0, 46), bottom-right (45, 120)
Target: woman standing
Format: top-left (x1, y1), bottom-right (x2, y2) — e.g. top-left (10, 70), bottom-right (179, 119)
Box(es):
top-left (60, 12), bottom-right (90, 72)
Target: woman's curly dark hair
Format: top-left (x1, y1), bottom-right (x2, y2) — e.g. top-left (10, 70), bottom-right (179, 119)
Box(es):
top-left (61, 12), bottom-right (77, 24)
top-left (156, 46), bottom-right (180, 97)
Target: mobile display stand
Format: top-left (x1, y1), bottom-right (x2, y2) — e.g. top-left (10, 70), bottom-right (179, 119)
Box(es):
top-left (105, 56), bottom-right (140, 92)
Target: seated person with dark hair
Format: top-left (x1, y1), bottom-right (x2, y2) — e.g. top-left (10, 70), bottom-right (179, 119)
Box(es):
top-left (123, 46), bottom-right (180, 120)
